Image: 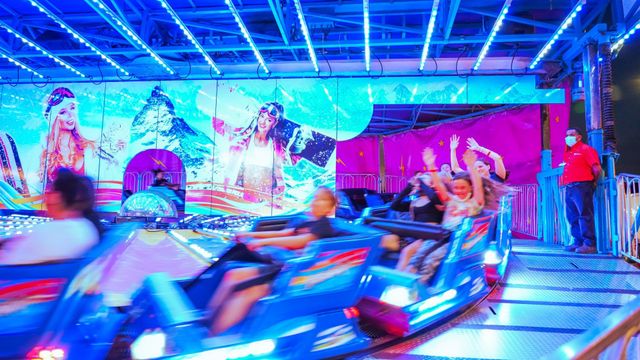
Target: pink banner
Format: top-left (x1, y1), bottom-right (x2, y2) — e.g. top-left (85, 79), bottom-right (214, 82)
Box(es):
top-left (336, 136), bottom-right (379, 174)
top-left (337, 98), bottom-right (570, 185)
top-left (383, 106), bottom-right (542, 184)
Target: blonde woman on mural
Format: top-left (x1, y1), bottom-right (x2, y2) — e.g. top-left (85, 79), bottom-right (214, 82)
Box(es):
top-left (39, 87), bottom-right (95, 184)
top-left (213, 102), bottom-right (286, 203)
top-left (38, 87), bottom-right (120, 186)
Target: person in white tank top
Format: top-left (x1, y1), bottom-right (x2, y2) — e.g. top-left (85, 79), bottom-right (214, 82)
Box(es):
top-left (0, 169), bottom-right (100, 265)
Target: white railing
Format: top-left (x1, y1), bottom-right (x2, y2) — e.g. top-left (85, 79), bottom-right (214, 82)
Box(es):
top-left (122, 171), bottom-right (186, 192)
top-left (617, 173), bottom-right (640, 263)
top-left (336, 174), bottom-right (380, 192)
top-left (383, 175), bottom-right (410, 193)
top-left (511, 184), bottom-right (539, 238)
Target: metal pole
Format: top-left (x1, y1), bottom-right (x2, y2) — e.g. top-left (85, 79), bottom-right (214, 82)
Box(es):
top-left (598, 41), bottom-right (620, 255)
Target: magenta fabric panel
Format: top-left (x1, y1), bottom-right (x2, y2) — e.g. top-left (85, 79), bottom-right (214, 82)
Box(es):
top-left (549, 83), bottom-right (572, 167)
top-left (383, 106), bottom-right (543, 184)
top-left (336, 136), bottom-right (379, 175)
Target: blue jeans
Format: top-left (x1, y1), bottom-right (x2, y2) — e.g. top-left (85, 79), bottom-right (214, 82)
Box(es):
top-left (565, 182), bottom-right (595, 247)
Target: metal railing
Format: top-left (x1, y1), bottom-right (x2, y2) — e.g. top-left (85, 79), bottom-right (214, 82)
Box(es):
top-left (511, 184), bottom-right (539, 238)
top-left (336, 174), bottom-right (380, 192)
top-left (537, 167), bottom-right (571, 245)
top-left (337, 173), bottom-right (540, 238)
top-left (544, 292), bottom-right (640, 360)
top-left (383, 175), bottom-right (410, 193)
top-left (617, 173), bottom-right (640, 263)
top-left (122, 171), bottom-right (186, 192)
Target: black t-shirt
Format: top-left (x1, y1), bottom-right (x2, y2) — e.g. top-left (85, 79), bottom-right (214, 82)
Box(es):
top-left (286, 215), bottom-right (337, 239)
top-left (390, 183), bottom-right (443, 224)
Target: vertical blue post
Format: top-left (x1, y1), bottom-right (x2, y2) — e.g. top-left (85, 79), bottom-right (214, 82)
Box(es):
top-left (538, 150), bottom-right (553, 243)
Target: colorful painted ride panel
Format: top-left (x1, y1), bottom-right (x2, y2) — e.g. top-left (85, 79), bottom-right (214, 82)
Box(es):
top-left (461, 215), bottom-right (494, 252)
top-left (0, 278), bottom-right (66, 334)
top-left (288, 248), bottom-right (370, 293)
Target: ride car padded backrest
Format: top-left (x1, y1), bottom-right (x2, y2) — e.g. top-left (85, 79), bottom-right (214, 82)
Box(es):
top-left (244, 221), bottom-right (386, 329)
top-left (252, 215), bottom-right (298, 232)
top-left (365, 218), bottom-right (449, 241)
top-left (430, 211), bottom-right (496, 288)
top-left (0, 222), bottom-right (137, 357)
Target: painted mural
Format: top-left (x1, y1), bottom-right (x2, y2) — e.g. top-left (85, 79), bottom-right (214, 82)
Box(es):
top-left (0, 75), bottom-right (563, 215)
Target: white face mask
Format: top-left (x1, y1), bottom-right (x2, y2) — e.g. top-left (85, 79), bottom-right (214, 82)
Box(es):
top-left (565, 136), bottom-right (577, 147)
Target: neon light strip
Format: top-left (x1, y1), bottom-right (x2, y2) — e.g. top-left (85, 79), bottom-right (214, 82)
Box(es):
top-left (156, 0), bottom-right (221, 75)
top-left (363, 0), bottom-right (370, 72)
top-left (529, 0), bottom-right (586, 69)
top-left (473, 0), bottom-right (512, 71)
top-left (88, 0), bottom-right (175, 75)
top-left (419, 0), bottom-right (440, 71)
top-left (225, 0), bottom-right (270, 73)
top-left (0, 20), bottom-right (85, 77)
top-left (28, 0), bottom-right (130, 76)
top-left (612, 19), bottom-right (640, 51)
top-left (0, 51), bottom-right (44, 78)
top-left (293, 0), bottom-right (319, 72)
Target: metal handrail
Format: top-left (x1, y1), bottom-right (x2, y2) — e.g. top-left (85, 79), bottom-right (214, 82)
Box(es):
top-left (544, 294), bottom-right (640, 359)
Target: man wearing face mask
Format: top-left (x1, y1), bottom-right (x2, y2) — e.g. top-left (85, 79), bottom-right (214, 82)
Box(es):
top-left (561, 128), bottom-right (601, 254)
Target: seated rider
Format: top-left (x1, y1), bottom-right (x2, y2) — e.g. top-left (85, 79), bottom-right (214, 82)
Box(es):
top-left (396, 148), bottom-right (486, 283)
top-left (390, 172), bottom-right (444, 224)
top-left (152, 169), bottom-right (179, 191)
top-left (207, 187), bottom-right (338, 334)
top-left (0, 169), bottom-right (102, 265)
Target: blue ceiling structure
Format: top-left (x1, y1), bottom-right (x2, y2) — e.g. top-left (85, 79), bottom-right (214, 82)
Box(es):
top-left (0, 0), bottom-right (638, 134)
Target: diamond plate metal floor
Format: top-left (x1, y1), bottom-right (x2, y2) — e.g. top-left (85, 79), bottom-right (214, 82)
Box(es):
top-left (355, 240), bottom-right (640, 360)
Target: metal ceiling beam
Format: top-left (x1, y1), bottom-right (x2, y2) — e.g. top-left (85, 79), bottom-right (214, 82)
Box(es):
top-left (149, 16), bottom-right (283, 41)
top-left (7, 33), bottom-right (572, 59)
top-left (419, 109), bottom-right (460, 117)
top-left (444, 0), bottom-right (461, 39)
top-left (267, 0), bottom-right (290, 46)
top-left (305, 12), bottom-right (426, 35)
top-left (0, 3), bottom-right (17, 17)
top-left (459, 7), bottom-right (559, 31)
top-left (22, 22), bottom-right (132, 45)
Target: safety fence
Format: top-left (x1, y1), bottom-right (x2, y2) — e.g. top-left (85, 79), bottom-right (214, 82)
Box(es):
top-left (537, 168), bottom-right (571, 246)
top-left (617, 173), bottom-right (640, 263)
top-left (510, 184), bottom-right (539, 238)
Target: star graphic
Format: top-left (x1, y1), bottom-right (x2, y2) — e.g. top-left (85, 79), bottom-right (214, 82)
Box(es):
top-left (359, 151), bottom-right (364, 157)
top-left (439, 140), bottom-right (444, 146)
top-left (555, 116), bottom-right (560, 123)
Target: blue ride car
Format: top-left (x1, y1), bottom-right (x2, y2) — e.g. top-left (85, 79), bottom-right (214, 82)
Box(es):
top-left (124, 206), bottom-right (510, 359)
top-left (0, 222), bottom-right (139, 360)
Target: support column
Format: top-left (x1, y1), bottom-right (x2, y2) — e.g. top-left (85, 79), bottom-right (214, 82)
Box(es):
top-left (539, 91), bottom-right (552, 242)
top-left (599, 42), bottom-right (620, 255)
top-left (582, 41), bottom-right (620, 254)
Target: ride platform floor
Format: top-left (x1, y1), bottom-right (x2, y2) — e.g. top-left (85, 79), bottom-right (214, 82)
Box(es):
top-left (356, 239), bottom-right (640, 360)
